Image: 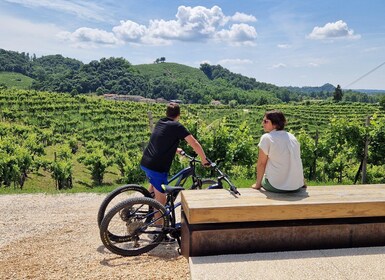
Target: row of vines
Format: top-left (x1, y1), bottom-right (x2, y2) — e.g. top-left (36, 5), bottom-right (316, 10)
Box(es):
top-left (1, 88), bottom-right (385, 191)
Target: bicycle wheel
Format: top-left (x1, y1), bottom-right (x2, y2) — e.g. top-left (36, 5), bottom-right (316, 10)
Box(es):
top-left (97, 184), bottom-right (152, 228)
top-left (100, 197), bottom-right (169, 256)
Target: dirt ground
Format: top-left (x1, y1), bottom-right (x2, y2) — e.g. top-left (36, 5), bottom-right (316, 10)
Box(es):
top-left (0, 193), bottom-right (189, 280)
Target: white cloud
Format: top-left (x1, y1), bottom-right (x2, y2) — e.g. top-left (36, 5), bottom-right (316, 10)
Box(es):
top-left (113, 20), bottom-right (147, 42)
top-left (4, 0), bottom-right (107, 22)
top-left (0, 14), bottom-right (64, 53)
top-left (218, 58), bottom-right (253, 65)
top-left (177, 5), bottom-right (228, 29)
top-left (270, 63), bottom-right (287, 69)
top-left (277, 44), bottom-right (291, 49)
top-left (308, 62), bottom-right (319, 67)
top-left (215, 24), bottom-right (257, 45)
top-left (308, 20), bottom-right (361, 40)
top-left (58, 27), bottom-right (121, 48)
top-left (59, 5), bottom-right (258, 47)
top-left (231, 12), bottom-right (257, 23)
top-left (145, 6), bottom-right (228, 41)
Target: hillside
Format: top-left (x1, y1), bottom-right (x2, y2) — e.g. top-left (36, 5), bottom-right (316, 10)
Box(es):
top-left (0, 72), bottom-right (34, 89)
top-left (135, 62), bottom-right (210, 83)
top-left (0, 48), bottom-right (381, 104)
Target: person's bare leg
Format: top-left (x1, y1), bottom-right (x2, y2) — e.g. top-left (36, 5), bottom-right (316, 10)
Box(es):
top-left (151, 185), bottom-right (166, 225)
top-left (148, 184), bottom-right (155, 197)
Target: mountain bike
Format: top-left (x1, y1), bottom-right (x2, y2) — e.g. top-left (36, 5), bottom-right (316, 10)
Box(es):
top-left (99, 160), bottom-right (240, 256)
top-left (97, 152), bottom-right (217, 228)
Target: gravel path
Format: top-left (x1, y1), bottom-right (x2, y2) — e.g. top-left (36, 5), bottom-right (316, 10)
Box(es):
top-left (0, 193), bottom-right (189, 280)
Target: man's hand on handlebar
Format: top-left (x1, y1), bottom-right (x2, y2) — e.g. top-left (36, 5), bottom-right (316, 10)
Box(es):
top-left (202, 158), bottom-right (211, 167)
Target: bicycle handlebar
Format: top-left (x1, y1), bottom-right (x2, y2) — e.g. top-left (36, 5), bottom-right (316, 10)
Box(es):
top-left (206, 158), bottom-right (241, 196)
top-left (180, 151), bottom-right (240, 196)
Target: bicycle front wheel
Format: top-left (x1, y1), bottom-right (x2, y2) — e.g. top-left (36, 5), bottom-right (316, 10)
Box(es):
top-left (97, 184), bottom-right (152, 228)
top-left (100, 197), bottom-right (169, 257)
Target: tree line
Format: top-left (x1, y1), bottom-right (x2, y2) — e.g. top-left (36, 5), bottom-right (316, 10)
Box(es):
top-left (0, 48), bottom-right (381, 105)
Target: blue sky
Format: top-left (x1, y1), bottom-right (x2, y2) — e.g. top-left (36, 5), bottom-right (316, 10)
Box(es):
top-left (1, 0), bottom-right (384, 90)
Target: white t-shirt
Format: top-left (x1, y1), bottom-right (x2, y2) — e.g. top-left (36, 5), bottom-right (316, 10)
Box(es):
top-left (258, 130), bottom-right (304, 190)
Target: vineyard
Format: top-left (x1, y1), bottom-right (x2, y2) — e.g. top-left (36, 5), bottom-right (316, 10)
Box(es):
top-left (1, 88), bottom-right (385, 193)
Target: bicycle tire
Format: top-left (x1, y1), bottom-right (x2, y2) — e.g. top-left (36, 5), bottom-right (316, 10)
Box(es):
top-left (97, 184), bottom-right (152, 228)
top-left (100, 197), bottom-right (169, 256)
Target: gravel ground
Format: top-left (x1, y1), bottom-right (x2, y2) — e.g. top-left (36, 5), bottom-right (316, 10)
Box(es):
top-left (0, 193), bottom-right (189, 280)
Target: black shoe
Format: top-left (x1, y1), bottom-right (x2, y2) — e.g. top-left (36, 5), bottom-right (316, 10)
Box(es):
top-left (163, 235), bottom-right (176, 243)
top-left (153, 234), bottom-right (176, 243)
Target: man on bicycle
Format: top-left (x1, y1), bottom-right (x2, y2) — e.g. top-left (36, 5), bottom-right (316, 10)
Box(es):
top-left (140, 102), bottom-right (209, 240)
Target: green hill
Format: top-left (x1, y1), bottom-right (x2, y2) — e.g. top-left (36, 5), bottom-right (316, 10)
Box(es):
top-left (135, 62), bottom-right (210, 83)
top-left (0, 71), bottom-right (34, 89)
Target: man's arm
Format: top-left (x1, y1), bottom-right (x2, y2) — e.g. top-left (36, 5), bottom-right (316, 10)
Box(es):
top-left (184, 135), bottom-right (209, 165)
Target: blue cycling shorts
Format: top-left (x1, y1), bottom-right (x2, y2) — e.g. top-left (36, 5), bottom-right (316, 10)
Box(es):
top-left (140, 165), bottom-right (168, 193)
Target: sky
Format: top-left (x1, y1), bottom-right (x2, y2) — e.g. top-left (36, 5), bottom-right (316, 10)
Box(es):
top-left (1, 0), bottom-right (385, 90)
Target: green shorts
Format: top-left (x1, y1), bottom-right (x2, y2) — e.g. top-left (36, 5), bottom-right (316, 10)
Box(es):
top-left (262, 176), bottom-right (301, 193)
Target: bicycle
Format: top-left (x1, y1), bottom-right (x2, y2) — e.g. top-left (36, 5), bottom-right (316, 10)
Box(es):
top-left (97, 152), bottom-right (217, 229)
top-left (99, 160), bottom-right (240, 256)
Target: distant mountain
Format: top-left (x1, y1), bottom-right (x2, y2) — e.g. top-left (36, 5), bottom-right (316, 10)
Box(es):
top-left (283, 83), bottom-right (336, 94)
top-left (350, 89), bottom-right (385, 94)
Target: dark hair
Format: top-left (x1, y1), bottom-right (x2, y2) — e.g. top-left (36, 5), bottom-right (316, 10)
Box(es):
top-left (166, 102), bottom-right (180, 119)
top-left (265, 110), bottom-right (286, 130)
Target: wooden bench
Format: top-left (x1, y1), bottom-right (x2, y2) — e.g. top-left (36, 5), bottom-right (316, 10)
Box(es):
top-left (180, 184), bottom-right (385, 257)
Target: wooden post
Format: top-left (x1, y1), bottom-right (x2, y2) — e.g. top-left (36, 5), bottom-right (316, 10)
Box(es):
top-left (54, 152), bottom-right (58, 190)
top-left (147, 111), bottom-right (154, 132)
top-left (312, 130), bottom-right (319, 181)
top-left (361, 116), bottom-right (370, 184)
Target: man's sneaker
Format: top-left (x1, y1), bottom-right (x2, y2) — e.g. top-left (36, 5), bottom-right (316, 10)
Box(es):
top-left (152, 234), bottom-right (176, 243)
top-left (163, 235), bottom-right (176, 243)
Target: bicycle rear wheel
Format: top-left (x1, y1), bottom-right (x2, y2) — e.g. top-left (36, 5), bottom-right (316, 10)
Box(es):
top-left (100, 197), bottom-right (169, 257)
top-left (97, 184), bottom-right (152, 228)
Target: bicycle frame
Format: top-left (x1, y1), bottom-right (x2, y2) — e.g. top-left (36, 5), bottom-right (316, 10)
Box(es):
top-left (99, 157), bottom-right (241, 257)
top-left (168, 166), bottom-right (194, 187)
top-left (148, 192), bottom-right (183, 246)
top-left (167, 155), bottom-right (202, 189)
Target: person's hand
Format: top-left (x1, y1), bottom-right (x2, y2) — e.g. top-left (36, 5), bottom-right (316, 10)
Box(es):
top-left (251, 183), bottom-right (261, 190)
top-left (201, 158), bottom-right (210, 167)
top-left (176, 148), bottom-right (184, 155)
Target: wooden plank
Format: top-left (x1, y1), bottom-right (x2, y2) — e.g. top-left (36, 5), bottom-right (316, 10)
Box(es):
top-left (181, 185), bottom-right (385, 224)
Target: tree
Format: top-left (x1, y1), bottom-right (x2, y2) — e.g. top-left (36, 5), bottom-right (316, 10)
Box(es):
top-left (379, 95), bottom-right (385, 110)
top-left (333, 85), bottom-right (343, 102)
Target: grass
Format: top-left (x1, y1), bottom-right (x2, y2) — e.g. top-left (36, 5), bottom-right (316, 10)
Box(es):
top-left (0, 72), bottom-right (34, 89)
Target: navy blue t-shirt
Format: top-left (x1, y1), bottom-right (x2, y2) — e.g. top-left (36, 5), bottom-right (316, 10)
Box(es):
top-left (140, 117), bottom-right (190, 172)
